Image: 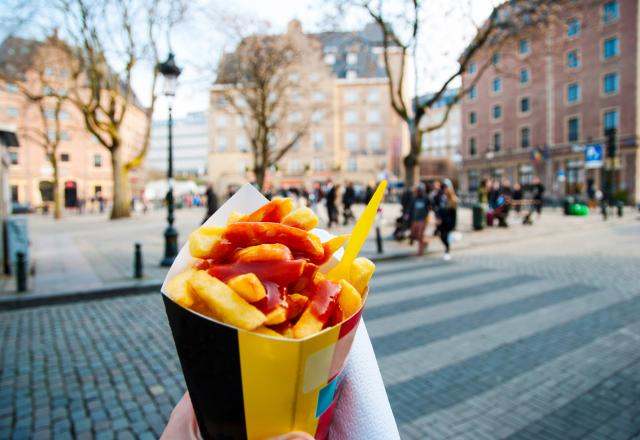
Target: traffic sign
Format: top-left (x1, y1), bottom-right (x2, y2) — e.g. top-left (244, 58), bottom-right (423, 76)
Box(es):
top-left (584, 143), bottom-right (603, 169)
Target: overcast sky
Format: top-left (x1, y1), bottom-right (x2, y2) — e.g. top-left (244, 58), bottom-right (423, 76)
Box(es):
top-left (146, 0), bottom-right (498, 119)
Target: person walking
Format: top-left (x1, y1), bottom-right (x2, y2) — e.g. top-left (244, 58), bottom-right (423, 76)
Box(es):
top-left (512, 182), bottom-right (523, 216)
top-left (437, 179), bottom-right (458, 261)
top-left (342, 181), bottom-right (356, 225)
top-left (532, 176), bottom-right (545, 216)
top-left (326, 181), bottom-right (339, 228)
top-left (202, 185), bottom-right (218, 224)
top-left (408, 184), bottom-right (430, 256)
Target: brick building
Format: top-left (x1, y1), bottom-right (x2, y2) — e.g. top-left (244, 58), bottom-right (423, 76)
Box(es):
top-left (460, 0), bottom-right (639, 203)
top-left (0, 36), bottom-right (147, 210)
top-left (208, 20), bottom-right (408, 194)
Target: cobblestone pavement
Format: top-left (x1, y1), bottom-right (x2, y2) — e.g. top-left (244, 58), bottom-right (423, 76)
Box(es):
top-left (1, 216), bottom-right (639, 439)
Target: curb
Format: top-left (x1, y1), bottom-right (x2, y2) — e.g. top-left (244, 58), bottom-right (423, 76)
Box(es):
top-left (0, 280), bottom-right (163, 311)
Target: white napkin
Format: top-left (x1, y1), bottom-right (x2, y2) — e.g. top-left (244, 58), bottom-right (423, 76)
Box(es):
top-left (329, 322), bottom-right (400, 439)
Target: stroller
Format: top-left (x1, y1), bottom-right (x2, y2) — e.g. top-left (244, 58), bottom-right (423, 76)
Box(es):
top-left (393, 215), bottom-right (411, 241)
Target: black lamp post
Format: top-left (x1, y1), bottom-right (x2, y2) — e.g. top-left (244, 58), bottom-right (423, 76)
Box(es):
top-left (158, 53), bottom-right (182, 267)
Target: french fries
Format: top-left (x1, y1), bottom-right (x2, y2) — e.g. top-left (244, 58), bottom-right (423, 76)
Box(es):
top-left (166, 198), bottom-right (375, 339)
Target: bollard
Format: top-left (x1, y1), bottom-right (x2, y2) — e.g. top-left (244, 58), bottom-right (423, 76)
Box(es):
top-left (375, 226), bottom-right (384, 254)
top-left (616, 201), bottom-right (623, 217)
top-left (134, 243), bottom-right (143, 279)
top-left (16, 252), bottom-right (27, 292)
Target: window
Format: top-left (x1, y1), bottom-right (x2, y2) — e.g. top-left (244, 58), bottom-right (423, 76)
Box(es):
top-left (288, 112), bottom-right (302, 123)
top-left (324, 53), bottom-right (335, 64)
top-left (519, 68), bottom-right (530, 85)
top-left (288, 73), bottom-right (300, 84)
top-left (347, 158), bottom-right (357, 172)
top-left (312, 132), bottom-right (324, 151)
top-left (493, 133), bottom-right (502, 152)
top-left (492, 77), bottom-right (501, 93)
top-left (603, 72), bottom-right (619, 95)
top-left (567, 117), bottom-right (580, 142)
top-left (344, 90), bottom-right (358, 103)
top-left (9, 151), bottom-right (18, 165)
top-left (520, 127), bottom-right (531, 148)
top-left (567, 18), bottom-right (581, 37)
top-left (347, 53), bottom-right (358, 65)
top-left (367, 89), bottom-right (380, 102)
top-left (288, 159), bottom-right (302, 173)
top-left (567, 83), bottom-right (580, 103)
top-left (345, 132), bottom-right (358, 151)
top-left (60, 153), bottom-right (70, 162)
top-left (94, 154), bottom-right (102, 167)
top-left (312, 91), bottom-right (324, 102)
top-left (518, 39), bottom-right (529, 55)
top-left (6, 83), bottom-right (18, 93)
top-left (311, 110), bottom-right (324, 123)
top-left (59, 111), bottom-right (69, 120)
top-left (216, 114), bottom-right (227, 127)
top-left (367, 110), bottom-right (380, 123)
top-left (604, 110), bottom-right (619, 133)
top-left (44, 67), bottom-right (55, 77)
top-left (603, 0), bottom-right (619, 24)
top-left (313, 158), bottom-right (325, 171)
top-left (520, 97), bottom-right (531, 113)
top-left (468, 85), bottom-right (477, 100)
top-left (468, 62), bottom-right (477, 74)
top-left (42, 86), bottom-right (53, 95)
top-left (11, 185), bottom-right (18, 203)
top-left (603, 37), bottom-right (619, 59)
top-left (237, 160), bottom-right (248, 173)
top-left (491, 52), bottom-right (501, 65)
top-left (469, 111), bottom-right (477, 125)
top-left (237, 135), bottom-right (249, 152)
top-left (566, 50), bottom-right (580, 68)
top-left (344, 111), bottom-right (358, 124)
top-left (59, 68), bottom-right (68, 78)
top-left (61, 131), bottom-right (70, 140)
top-left (217, 136), bottom-right (228, 152)
top-left (368, 131), bottom-right (381, 151)
top-left (346, 70), bottom-right (357, 79)
top-left (492, 104), bottom-right (502, 120)
top-left (6, 107), bottom-right (17, 117)
top-left (469, 137), bottom-right (477, 156)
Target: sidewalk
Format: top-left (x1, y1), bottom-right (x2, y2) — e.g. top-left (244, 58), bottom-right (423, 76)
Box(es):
top-left (1, 203), bottom-right (636, 304)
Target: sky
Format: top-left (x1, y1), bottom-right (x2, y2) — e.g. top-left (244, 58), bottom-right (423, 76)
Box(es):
top-left (152, 0), bottom-right (497, 120)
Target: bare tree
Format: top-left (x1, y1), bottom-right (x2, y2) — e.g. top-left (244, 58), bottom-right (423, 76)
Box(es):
top-left (336, 0), bottom-right (565, 186)
top-left (58, 0), bottom-right (187, 219)
top-left (213, 19), bottom-right (319, 190)
top-left (0, 34), bottom-right (74, 219)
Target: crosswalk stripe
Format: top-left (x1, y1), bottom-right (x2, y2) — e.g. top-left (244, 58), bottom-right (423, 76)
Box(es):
top-left (366, 277), bottom-right (564, 339)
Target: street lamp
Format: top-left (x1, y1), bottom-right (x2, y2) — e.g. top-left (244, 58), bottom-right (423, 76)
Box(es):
top-left (158, 53), bottom-right (182, 267)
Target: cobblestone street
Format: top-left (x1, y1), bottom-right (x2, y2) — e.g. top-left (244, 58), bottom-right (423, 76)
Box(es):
top-left (1, 213), bottom-right (639, 439)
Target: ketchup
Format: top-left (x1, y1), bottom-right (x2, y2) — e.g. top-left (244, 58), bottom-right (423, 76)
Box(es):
top-left (310, 280), bottom-right (341, 322)
top-left (207, 260), bottom-right (305, 285)
top-left (253, 281), bottom-right (287, 314)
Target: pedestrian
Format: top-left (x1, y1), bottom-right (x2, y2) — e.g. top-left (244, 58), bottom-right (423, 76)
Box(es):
top-left (399, 186), bottom-right (413, 219)
top-left (342, 181), bottom-right (356, 225)
top-left (326, 180), bottom-right (339, 228)
top-left (202, 185), bottom-right (218, 224)
top-left (531, 176), bottom-right (545, 216)
top-left (495, 179), bottom-right (513, 228)
top-left (478, 177), bottom-right (489, 206)
top-left (97, 191), bottom-right (105, 214)
top-left (437, 179), bottom-right (458, 261)
top-left (364, 182), bottom-right (374, 204)
top-left (430, 180), bottom-right (442, 236)
top-left (408, 184), bottom-right (430, 256)
top-left (513, 183), bottom-right (523, 215)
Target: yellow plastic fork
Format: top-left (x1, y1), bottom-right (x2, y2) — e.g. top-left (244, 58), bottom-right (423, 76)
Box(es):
top-left (327, 180), bottom-right (387, 281)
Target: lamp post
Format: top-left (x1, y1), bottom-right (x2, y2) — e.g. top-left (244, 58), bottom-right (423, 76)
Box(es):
top-left (158, 53), bottom-right (182, 267)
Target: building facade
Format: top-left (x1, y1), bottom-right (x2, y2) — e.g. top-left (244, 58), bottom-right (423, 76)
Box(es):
top-left (208, 21), bottom-right (407, 194)
top-left (418, 89), bottom-right (462, 182)
top-left (460, 0), bottom-right (639, 203)
top-left (148, 111), bottom-right (208, 177)
top-left (0, 36), bottom-right (147, 209)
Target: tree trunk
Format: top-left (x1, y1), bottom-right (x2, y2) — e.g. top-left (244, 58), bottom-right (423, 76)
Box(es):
top-left (404, 124), bottom-right (420, 188)
top-left (254, 165), bottom-right (266, 192)
top-left (110, 144), bottom-right (131, 219)
top-left (52, 157), bottom-right (63, 220)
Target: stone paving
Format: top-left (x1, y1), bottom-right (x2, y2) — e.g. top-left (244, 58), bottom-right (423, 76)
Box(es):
top-left (0, 211), bottom-right (639, 439)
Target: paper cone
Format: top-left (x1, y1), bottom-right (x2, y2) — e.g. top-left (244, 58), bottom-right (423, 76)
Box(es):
top-left (162, 184), bottom-right (367, 439)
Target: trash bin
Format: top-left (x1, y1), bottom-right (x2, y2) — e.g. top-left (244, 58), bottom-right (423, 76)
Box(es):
top-left (472, 203), bottom-right (484, 230)
top-left (4, 217), bottom-right (29, 276)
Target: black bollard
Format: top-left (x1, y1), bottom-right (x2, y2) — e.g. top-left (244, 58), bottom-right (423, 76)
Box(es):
top-left (375, 226), bottom-right (383, 254)
top-left (16, 252), bottom-right (27, 292)
top-left (134, 243), bottom-right (143, 279)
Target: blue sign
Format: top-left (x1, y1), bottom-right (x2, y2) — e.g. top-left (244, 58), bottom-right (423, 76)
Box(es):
top-left (584, 143), bottom-right (603, 169)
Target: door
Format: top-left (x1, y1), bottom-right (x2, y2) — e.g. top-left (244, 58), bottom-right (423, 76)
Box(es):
top-left (64, 181), bottom-right (77, 207)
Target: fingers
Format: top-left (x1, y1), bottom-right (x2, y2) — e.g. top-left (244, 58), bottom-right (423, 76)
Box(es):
top-left (160, 392), bottom-right (202, 440)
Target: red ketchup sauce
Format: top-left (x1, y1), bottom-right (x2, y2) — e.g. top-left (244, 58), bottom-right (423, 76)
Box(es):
top-left (253, 281), bottom-right (287, 314)
top-left (310, 280), bottom-right (341, 323)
